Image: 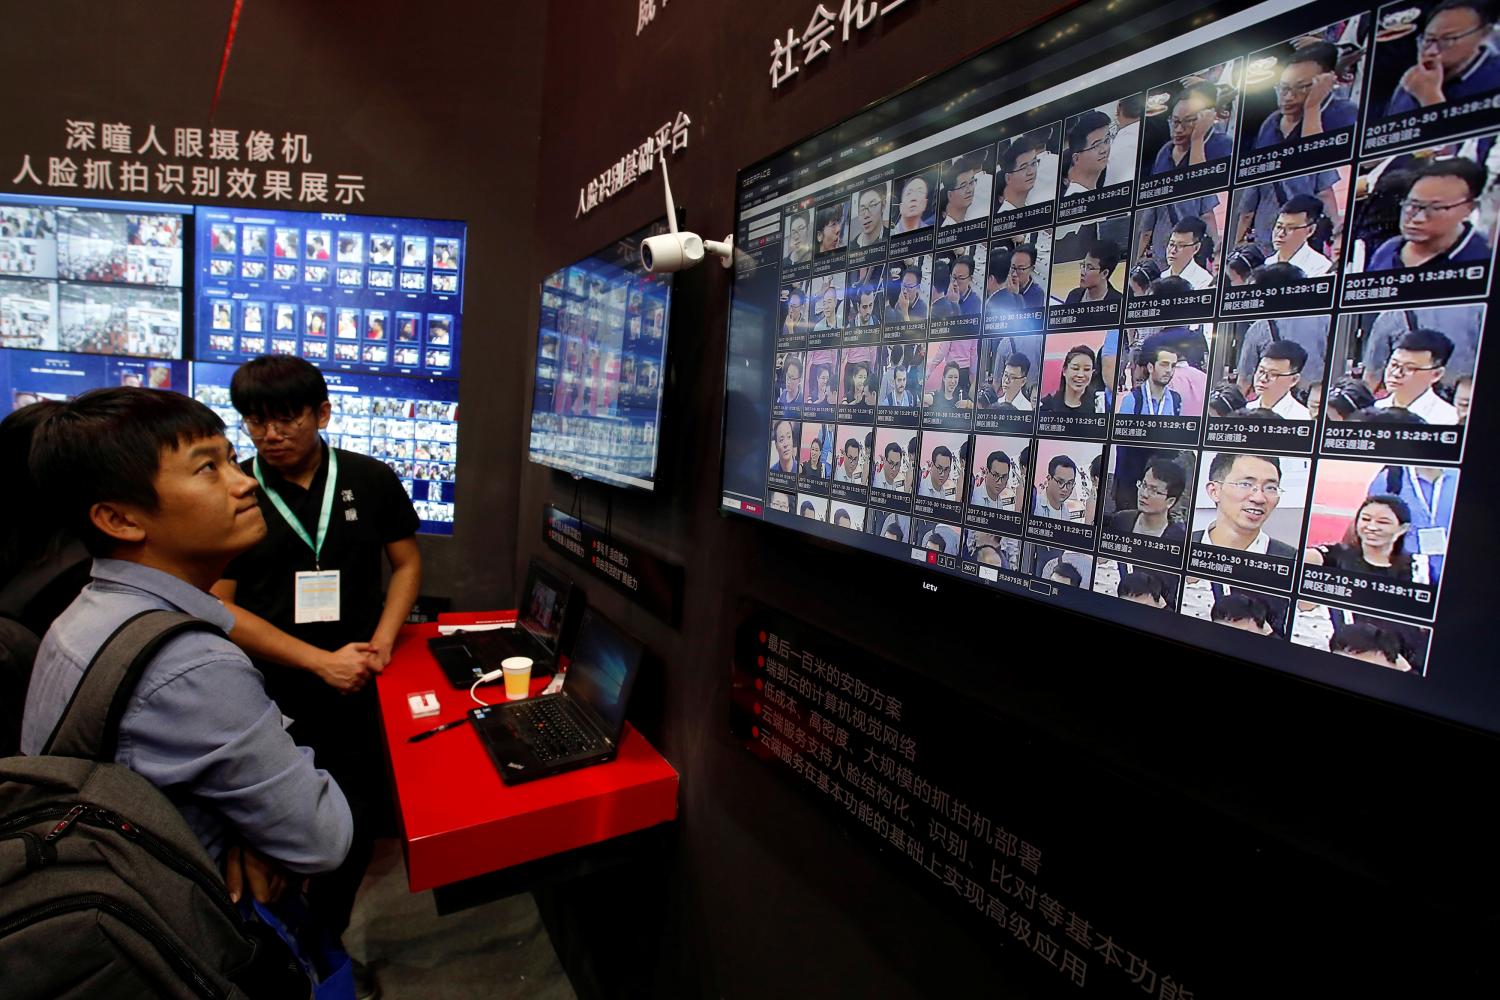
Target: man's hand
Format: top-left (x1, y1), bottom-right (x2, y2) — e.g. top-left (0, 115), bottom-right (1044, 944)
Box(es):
top-left (1401, 59), bottom-right (1445, 107)
top-left (1307, 71), bottom-right (1337, 107)
top-left (369, 633), bottom-right (396, 668)
top-left (316, 642), bottom-right (379, 692)
top-left (223, 844), bottom-right (289, 905)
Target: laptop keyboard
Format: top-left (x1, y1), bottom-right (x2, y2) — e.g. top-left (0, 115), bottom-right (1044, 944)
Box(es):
top-left (510, 699), bottom-right (603, 762)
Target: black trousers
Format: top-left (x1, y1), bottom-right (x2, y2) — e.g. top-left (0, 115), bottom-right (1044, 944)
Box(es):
top-left (265, 666), bottom-right (393, 938)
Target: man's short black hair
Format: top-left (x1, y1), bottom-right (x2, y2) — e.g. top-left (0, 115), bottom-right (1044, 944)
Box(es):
top-left (1005, 352), bottom-right (1031, 376)
top-left (1211, 591), bottom-right (1273, 627)
top-left (800, 501), bottom-right (817, 516)
top-left (1050, 561), bottom-right (1083, 585)
top-left (986, 450), bottom-right (1012, 472)
top-left (1416, 157), bottom-right (1487, 201)
top-left (1172, 216), bottom-right (1208, 239)
top-left (1209, 450), bottom-right (1281, 482)
top-left (1263, 339), bottom-right (1309, 371)
top-left (1118, 570), bottom-right (1165, 601)
top-left (1000, 137), bottom-right (1029, 173)
top-left (1150, 275), bottom-right (1194, 297)
top-left (1011, 243), bottom-right (1037, 266)
top-left (926, 531), bottom-right (948, 553)
top-left (1226, 243), bottom-right (1267, 276)
top-left (1068, 110), bottom-right (1113, 156)
top-left (230, 355), bottom-right (330, 421)
top-left (1048, 454), bottom-right (1077, 478)
top-left (1176, 82), bottom-right (1219, 109)
top-left (884, 441), bottom-right (903, 461)
top-left (30, 388), bottom-right (227, 557)
top-left (951, 256), bottom-right (975, 277)
top-left (1251, 261), bottom-right (1306, 286)
top-left (1088, 239), bottom-right (1121, 276)
top-left (901, 265), bottom-right (922, 283)
top-left (1329, 622), bottom-right (1403, 665)
top-left (931, 445), bottom-right (954, 464)
top-left (1143, 457), bottom-right (1187, 500)
top-left (1289, 41), bottom-right (1340, 73)
top-left (1395, 328), bottom-right (1456, 366)
top-left (1432, 0), bottom-right (1497, 24)
top-left (1147, 344), bottom-right (1179, 366)
top-left (844, 438), bottom-right (860, 453)
top-left (1280, 193), bottom-right (1325, 221)
top-left (1118, 93), bottom-right (1145, 119)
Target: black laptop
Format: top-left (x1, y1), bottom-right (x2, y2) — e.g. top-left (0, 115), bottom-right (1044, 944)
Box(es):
top-left (427, 559), bottom-right (579, 689)
top-left (469, 608), bottom-right (643, 785)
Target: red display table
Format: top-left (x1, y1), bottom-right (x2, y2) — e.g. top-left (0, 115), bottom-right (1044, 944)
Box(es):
top-left (376, 618), bottom-right (679, 892)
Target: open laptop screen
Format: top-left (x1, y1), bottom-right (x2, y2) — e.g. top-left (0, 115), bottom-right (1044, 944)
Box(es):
top-left (518, 561), bottom-right (571, 650)
top-left (566, 609), bottom-right (642, 736)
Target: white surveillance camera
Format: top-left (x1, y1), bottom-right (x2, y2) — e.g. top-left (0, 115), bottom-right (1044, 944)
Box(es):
top-left (640, 150), bottom-right (734, 274)
top-left (640, 231), bottom-right (704, 273)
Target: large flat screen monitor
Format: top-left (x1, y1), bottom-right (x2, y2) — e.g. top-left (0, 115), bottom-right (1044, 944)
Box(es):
top-left (193, 206), bottom-right (465, 379)
top-left (529, 218), bottom-right (673, 491)
top-left (0, 192), bottom-right (189, 359)
top-left (192, 361), bottom-right (458, 535)
top-left (2, 348), bottom-right (189, 412)
top-left (720, 0), bottom-right (1500, 733)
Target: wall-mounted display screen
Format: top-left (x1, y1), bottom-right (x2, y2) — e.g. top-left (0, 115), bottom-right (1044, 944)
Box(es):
top-left (529, 218), bottom-right (673, 491)
top-left (1, 347), bottom-right (189, 412)
top-left (193, 206), bottom-right (465, 378)
top-left (721, 0), bottom-right (1500, 733)
top-left (0, 192), bottom-right (189, 359)
top-left (192, 361), bottom-right (458, 535)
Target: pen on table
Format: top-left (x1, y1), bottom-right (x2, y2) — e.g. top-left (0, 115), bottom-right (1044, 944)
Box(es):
top-left (408, 717), bottom-right (470, 742)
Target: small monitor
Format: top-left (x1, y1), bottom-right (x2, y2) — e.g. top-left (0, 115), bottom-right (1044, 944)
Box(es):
top-left (517, 559), bottom-right (575, 652)
top-left (565, 609), bottom-right (643, 737)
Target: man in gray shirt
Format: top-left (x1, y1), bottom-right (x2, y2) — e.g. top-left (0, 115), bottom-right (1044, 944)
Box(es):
top-left (22, 387), bottom-right (351, 897)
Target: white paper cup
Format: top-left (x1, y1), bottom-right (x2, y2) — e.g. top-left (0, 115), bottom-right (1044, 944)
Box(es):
top-left (502, 656), bottom-right (533, 700)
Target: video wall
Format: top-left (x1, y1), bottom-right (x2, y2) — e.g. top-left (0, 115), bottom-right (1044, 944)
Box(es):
top-left (721, 0), bottom-right (1500, 733)
top-left (1, 193), bottom-right (466, 535)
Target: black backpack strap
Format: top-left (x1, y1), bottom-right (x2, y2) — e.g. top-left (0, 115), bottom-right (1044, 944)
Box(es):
top-left (42, 609), bottom-right (225, 761)
top-left (1267, 320), bottom-right (1280, 342)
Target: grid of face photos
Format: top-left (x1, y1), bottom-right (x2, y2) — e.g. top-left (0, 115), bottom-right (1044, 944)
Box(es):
top-left (198, 209), bottom-right (464, 377)
top-left (193, 366), bottom-right (459, 531)
top-left (1, 197), bottom-right (186, 359)
top-left (755, 3), bottom-right (1500, 682)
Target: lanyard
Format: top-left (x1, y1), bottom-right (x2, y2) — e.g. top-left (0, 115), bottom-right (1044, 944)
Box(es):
top-left (1410, 472), bottom-right (1444, 524)
top-left (1143, 385), bottom-right (1167, 416)
top-left (254, 447), bottom-right (338, 570)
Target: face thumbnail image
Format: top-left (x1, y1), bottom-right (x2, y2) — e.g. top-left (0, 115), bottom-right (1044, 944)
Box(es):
top-left (767, 490), bottom-right (794, 514)
top-left (1227, 169), bottom-right (1350, 287)
top-left (1116, 324), bottom-right (1212, 417)
top-left (433, 238), bottom-right (461, 269)
top-left (1092, 558), bottom-right (1181, 610)
top-left (1292, 602), bottom-right (1432, 674)
top-left (211, 300), bottom-right (232, 330)
top-left (210, 224), bottom-right (236, 255)
top-left (968, 434), bottom-right (1028, 509)
top-left (241, 226), bottom-right (268, 257)
top-left (809, 272), bottom-right (845, 331)
top-left (1025, 543), bottom-right (1094, 587)
top-left (783, 209), bottom-right (813, 265)
top-left (402, 237), bottom-right (428, 269)
top-left (814, 200), bottom-right (848, 256)
top-left (913, 520), bottom-right (960, 556)
top-left (241, 302), bottom-right (264, 334)
top-left (370, 235), bottom-right (396, 267)
top-left (1029, 439), bottom-right (1104, 522)
top-left (974, 335), bottom-right (1042, 411)
top-left (1053, 216), bottom-right (1130, 306)
top-left (1103, 446), bottom-right (1195, 542)
top-left (1190, 451), bottom-right (1310, 557)
top-left (802, 349), bottom-right (838, 405)
top-left (1303, 458), bottom-right (1455, 587)
top-left (1141, 60), bottom-right (1242, 177)
top-left (922, 339), bottom-right (978, 413)
top-left (1329, 302), bottom-right (1482, 423)
top-left (868, 509), bottom-right (911, 544)
top-left (832, 424), bottom-right (874, 486)
top-left (1038, 330), bottom-right (1118, 414)
top-left (883, 255), bottom-right (932, 324)
top-left (770, 418), bottom-right (800, 474)
top-left (839, 347), bottom-right (879, 406)
top-left (1179, 578), bottom-right (1290, 636)
top-left (850, 182), bottom-right (889, 249)
top-left (1346, 140), bottom-right (1499, 275)
top-left (338, 231), bottom-right (365, 264)
top-left (1129, 192), bottom-right (1227, 293)
top-left (273, 227), bottom-right (301, 259)
top-left (336, 307), bottom-right (360, 340)
top-left (964, 530), bottom-right (1019, 570)
top-left (931, 245), bottom-right (986, 318)
top-left (305, 306), bottom-right (329, 337)
top-left (305, 229), bottom-right (332, 261)
top-left (877, 342), bottom-right (925, 407)
top-left (984, 230), bottom-right (1052, 321)
top-left (1241, 16), bottom-right (1369, 153)
top-left (912, 429), bottom-right (966, 501)
top-left (780, 281), bottom-right (812, 338)
top-left (799, 421), bottom-right (834, 480)
top-left (844, 267), bottom-right (884, 328)
top-left (871, 426), bottom-right (916, 495)
top-left (891, 167), bottom-right (939, 236)
top-left (774, 351), bottom-right (804, 405)
top-left (796, 493), bottom-right (830, 523)
top-left (937, 147), bottom-right (994, 226)
top-left (1062, 94), bottom-right (1142, 194)
top-left (994, 125), bottom-right (1061, 216)
top-left (828, 500), bottom-right (865, 532)
top-left (1370, 0), bottom-right (1500, 121)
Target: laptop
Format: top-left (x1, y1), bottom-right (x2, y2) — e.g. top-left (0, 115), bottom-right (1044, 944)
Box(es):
top-left (427, 559), bottom-right (579, 689)
top-left (469, 608), bottom-right (643, 785)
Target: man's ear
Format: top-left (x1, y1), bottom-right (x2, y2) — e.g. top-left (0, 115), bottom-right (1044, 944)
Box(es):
top-left (315, 399), bottom-right (333, 430)
top-left (89, 501), bottom-right (147, 547)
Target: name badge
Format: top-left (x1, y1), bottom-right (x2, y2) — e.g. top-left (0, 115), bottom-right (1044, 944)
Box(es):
top-left (294, 569), bottom-right (341, 624)
top-left (1416, 527), bottom-right (1448, 556)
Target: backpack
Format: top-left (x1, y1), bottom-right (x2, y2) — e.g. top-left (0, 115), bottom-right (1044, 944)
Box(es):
top-left (0, 610), bottom-right (310, 999)
top-left (1131, 385), bottom-right (1182, 415)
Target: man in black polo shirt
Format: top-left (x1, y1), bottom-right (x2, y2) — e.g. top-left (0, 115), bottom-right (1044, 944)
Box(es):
top-left (211, 356), bottom-right (421, 955)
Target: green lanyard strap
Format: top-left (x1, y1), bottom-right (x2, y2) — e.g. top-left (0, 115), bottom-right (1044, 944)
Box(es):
top-left (253, 447), bottom-right (339, 570)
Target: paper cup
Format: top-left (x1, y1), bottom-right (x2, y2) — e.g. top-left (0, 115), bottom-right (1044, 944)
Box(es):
top-left (502, 656), bottom-right (533, 700)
